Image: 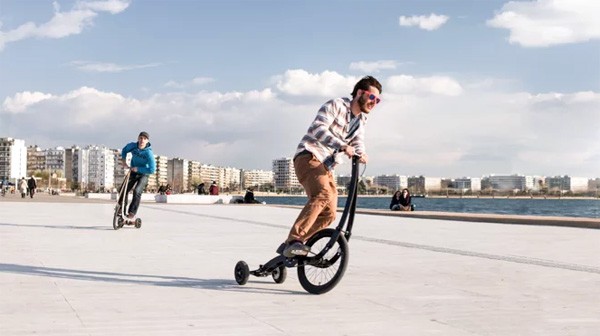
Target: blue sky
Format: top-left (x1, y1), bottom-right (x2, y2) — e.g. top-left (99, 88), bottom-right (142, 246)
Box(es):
top-left (1, 0), bottom-right (599, 178)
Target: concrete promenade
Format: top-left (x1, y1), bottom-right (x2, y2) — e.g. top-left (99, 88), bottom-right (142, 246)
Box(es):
top-left (1, 195), bottom-right (599, 335)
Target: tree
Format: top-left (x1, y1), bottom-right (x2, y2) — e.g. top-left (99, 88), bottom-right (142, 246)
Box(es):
top-left (357, 180), bottom-right (367, 194)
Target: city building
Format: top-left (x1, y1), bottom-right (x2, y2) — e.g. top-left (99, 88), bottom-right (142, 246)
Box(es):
top-left (453, 177), bottom-right (481, 192)
top-left (272, 157), bottom-right (300, 191)
top-left (64, 146), bottom-right (75, 186)
top-left (200, 164), bottom-right (221, 187)
top-left (0, 137), bottom-right (27, 182)
top-left (188, 160), bottom-right (202, 190)
top-left (167, 158), bottom-right (189, 193)
top-left (222, 166), bottom-right (242, 192)
top-left (86, 145), bottom-right (115, 191)
top-left (147, 155), bottom-right (168, 192)
top-left (113, 149), bottom-right (127, 190)
top-left (407, 176), bottom-right (442, 193)
top-left (373, 174), bottom-right (407, 191)
top-left (242, 169), bottom-right (273, 189)
top-left (26, 145), bottom-right (46, 175)
top-left (486, 174), bottom-right (529, 191)
top-left (546, 175), bottom-right (589, 193)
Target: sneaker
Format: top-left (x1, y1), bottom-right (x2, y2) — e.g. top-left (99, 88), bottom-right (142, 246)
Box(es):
top-left (275, 242), bottom-right (286, 255)
top-left (283, 241), bottom-right (310, 258)
top-left (127, 213), bottom-right (135, 219)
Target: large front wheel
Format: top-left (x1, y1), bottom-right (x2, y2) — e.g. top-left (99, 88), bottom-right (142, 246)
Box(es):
top-left (297, 228), bottom-right (349, 295)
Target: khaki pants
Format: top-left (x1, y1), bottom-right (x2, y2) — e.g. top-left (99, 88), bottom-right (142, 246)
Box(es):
top-left (287, 153), bottom-right (338, 243)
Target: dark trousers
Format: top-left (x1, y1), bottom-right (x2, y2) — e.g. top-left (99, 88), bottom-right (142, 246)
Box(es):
top-left (118, 172), bottom-right (149, 216)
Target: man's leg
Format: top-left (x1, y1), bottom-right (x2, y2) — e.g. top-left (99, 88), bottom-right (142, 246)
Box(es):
top-left (118, 175), bottom-right (137, 210)
top-left (127, 174), bottom-right (148, 216)
top-left (286, 154), bottom-right (337, 243)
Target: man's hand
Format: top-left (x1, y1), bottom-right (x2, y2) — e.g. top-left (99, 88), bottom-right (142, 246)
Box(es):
top-left (359, 153), bottom-right (368, 164)
top-left (130, 167), bottom-right (138, 173)
top-left (341, 145), bottom-right (355, 158)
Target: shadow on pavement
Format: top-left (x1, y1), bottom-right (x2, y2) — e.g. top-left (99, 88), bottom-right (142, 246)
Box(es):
top-left (0, 263), bottom-right (306, 295)
top-left (0, 222), bottom-right (113, 231)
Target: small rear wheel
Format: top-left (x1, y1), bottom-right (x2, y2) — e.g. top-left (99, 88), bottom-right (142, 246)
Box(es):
top-left (235, 261), bottom-right (250, 285)
top-left (297, 228), bottom-right (349, 295)
top-left (134, 218), bottom-right (142, 228)
top-left (272, 265), bottom-right (287, 284)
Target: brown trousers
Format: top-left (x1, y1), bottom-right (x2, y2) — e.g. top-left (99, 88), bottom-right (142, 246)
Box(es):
top-left (286, 153), bottom-right (338, 243)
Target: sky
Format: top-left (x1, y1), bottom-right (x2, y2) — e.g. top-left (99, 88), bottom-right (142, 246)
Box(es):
top-left (0, 0), bottom-right (599, 178)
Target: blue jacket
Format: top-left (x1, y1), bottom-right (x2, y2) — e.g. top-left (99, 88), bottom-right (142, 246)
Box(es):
top-left (121, 142), bottom-right (156, 175)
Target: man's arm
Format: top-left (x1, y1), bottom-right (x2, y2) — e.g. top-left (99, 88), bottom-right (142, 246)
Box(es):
top-left (347, 121), bottom-right (368, 163)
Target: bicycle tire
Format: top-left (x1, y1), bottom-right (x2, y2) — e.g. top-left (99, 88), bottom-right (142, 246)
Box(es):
top-left (297, 228), bottom-right (349, 294)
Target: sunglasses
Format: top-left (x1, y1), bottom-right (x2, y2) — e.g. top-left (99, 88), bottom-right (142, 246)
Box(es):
top-left (363, 90), bottom-right (381, 104)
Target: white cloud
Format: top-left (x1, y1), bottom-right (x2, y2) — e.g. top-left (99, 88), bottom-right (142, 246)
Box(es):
top-left (1, 70), bottom-right (598, 177)
top-left (487, 0), bottom-right (600, 47)
top-left (164, 77), bottom-right (215, 89)
top-left (386, 75), bottom-right (463, 96)
top-left (77, 0), bottom-right (131, 14)
top-left (2, 91), bottom-right (53, 113)
top-left (273, 69), bottom-right (357, 97)
top-left (399, 13), bottom-right (449, 31)
top-left (71, 61), bottom-right (161, 73)
top-left (0, 0), bottom-right (130, 51)
top-left (349, 60), bottom-right (399, 73)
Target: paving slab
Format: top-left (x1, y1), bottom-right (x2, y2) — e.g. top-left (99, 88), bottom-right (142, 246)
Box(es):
top-left (0, 196), bottom-right (599, 335)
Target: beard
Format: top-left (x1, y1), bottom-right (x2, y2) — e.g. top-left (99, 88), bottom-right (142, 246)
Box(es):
top-left (358, 95), bottom-right (371, 113)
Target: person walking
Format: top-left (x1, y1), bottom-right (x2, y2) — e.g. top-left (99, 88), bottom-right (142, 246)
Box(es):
top-left (277, 76), bottom-right (382, 258)
top-left (18, 177), bottom-right (27, 198)
top-left (27, 176), bottom-right (37, 198)
top-left (119, 131), bottom-right (156, 220)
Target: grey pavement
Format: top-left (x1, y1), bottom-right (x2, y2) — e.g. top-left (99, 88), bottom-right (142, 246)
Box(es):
top-left (1, 197), bottom-right (599, 335)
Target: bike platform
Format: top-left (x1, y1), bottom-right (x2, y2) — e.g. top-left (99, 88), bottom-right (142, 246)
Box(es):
top-left (1, 195), bottom-right (599, 335)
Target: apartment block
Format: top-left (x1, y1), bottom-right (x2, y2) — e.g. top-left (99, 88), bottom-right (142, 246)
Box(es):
top-left (222, 167), bottom-right (241, 191)
top-left (167, 158), bottom-right (189, 193)
top-left (200, 164), bottom-right (221, 187)
top-left (453, 177), bottom-right (481, 192)
top-left (86, 145), bottom-right (115, 191)
top-left (485, 174), bottom-right (528, 191)
top-left (113, 149), bottom-right (127, 190)
top-left (272, 157), bottom-right (300, 191)
top-left (27, 145), bottom-right (46, 175)
top-left (408, 176), bottom-right (442, 193)
top-left (188, 160), bottom-right (202, 189)
top-left (0, 137), bottom-right (27, 181)
top-left (242, 169), bottom-right (274, 189)
top-left (546, 175), bottom-right (589, 193)
top-left (148, 155), bottom-right (168, 191)
top-left (374, 174), bottom-right (407, 191)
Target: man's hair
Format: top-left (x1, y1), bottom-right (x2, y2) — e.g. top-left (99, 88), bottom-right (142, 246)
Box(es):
top-left (351, 76), bottom-right (382, 99)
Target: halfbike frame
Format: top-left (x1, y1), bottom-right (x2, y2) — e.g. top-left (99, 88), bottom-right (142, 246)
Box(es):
top-left (250, 155), bottom-right (361, 277)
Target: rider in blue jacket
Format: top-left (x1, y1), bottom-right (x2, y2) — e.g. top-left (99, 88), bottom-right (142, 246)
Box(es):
top-left (120, 131), bottom-right (156, 219)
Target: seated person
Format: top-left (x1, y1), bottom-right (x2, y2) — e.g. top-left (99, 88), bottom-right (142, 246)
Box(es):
top-left (243, 187), bottom-right (261, 204)
top-left (390, 188), bottom-right (414, 211)
top-left (197, 183), bottom-right (206, 195)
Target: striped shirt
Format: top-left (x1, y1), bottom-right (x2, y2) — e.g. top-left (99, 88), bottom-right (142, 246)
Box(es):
top-left (295, 97), bottom-right (367, 170)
